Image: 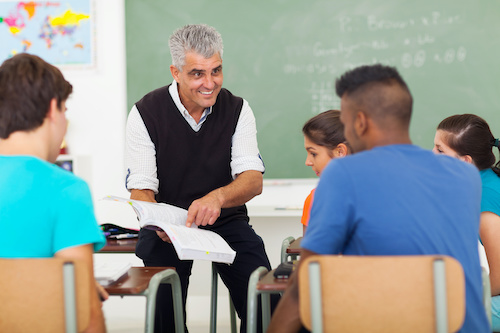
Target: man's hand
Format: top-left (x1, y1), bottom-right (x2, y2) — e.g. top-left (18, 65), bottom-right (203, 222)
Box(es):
top-left (185, 170), bottom-right (262, 228)
top-left (130, 189), bottom-right (173, 242)
top-left (186, 192), bottom-right (222, 227)
top-left (156, 230), bottom-right (172, 243)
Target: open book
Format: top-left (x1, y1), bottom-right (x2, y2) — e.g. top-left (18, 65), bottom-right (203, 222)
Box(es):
top-left (103, 195), bottom-right (236, 264)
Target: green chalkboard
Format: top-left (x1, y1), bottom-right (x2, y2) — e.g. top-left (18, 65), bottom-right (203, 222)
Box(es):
top-left (125, 0), bottom-right (500, 178)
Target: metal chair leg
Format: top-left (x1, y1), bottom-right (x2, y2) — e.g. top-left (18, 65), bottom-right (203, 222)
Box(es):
top-left (230, 297), bottom-right (237, 333)
top-left (145, 269), bottom-right (184, 333)
top-left (210, 262), bottom-right (218, 333)
top-left (280, 236), bottom-right (295, 263)
top-left (246, 267), bottom-right (269, 333)
top-left (62, 262), bottom-right (78, 333)
top-left (210, 262), bottom-right (238, 333)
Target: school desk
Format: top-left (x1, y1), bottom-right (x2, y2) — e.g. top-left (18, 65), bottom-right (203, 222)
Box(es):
top-left (104, 266), bottom-right (184, 333)
top-left (247, 267), bottom-right (288, 333)
top-left (98, 235), bottom-right (235, 332)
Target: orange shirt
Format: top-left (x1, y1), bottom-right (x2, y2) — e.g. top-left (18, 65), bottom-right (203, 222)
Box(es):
top-left (301, 189), bottom-right (316, 226)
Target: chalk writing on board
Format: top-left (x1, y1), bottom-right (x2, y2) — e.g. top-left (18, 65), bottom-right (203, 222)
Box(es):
top-left (310, 81), bottom-right (340, 114)
top-left (279, 10), bottom-right (468, 114)
top-left (283, 11), bottom-right (467, 75)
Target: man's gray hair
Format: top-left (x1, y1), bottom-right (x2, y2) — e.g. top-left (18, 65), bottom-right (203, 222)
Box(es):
top-left (169, 24), bottom-right (224, 70)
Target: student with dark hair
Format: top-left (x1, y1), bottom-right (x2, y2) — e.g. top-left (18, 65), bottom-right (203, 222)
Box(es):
top-left (267, 64), bottom-right (489, 333)
top-left (434, 113), bottom-right (500, 331)
top-left (301, 110), bottom-right (350, 235)
top-left (0, 53), bottom-right (106, 332)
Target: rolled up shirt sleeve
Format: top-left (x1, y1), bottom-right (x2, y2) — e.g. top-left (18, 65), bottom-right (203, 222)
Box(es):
top-left (125, 105), bottom-right (159, 193)
top-left (231, 99), bottom-right (266, 178)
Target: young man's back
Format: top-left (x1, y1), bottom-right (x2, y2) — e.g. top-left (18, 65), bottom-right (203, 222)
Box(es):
top-left (0, 155), bottom-right (104, 257)
top-left (304, 144), bottom-right (489, 332)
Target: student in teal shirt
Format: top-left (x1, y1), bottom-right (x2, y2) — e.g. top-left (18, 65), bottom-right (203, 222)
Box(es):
top-left (0, 53), bottom-right (106, 333)
top-left (434, 113), bottom-right (500, 331)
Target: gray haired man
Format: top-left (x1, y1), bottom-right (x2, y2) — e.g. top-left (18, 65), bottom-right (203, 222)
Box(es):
top-left (125, 24), bottom-right (274, 332)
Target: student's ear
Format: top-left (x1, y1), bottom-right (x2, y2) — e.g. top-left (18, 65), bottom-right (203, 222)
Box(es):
top-left (460, 155), bottom-right (473, 164)
top-left (170, 65), bottom-right (180, 83)
top-left (46, 98), bottom-right (59, 122)
top-left (334, 143), bottom-right (349, 157)
top-left (354, 111), bottom-right (368, 137)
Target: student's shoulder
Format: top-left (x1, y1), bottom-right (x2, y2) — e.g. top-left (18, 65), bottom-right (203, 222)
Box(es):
top-left (37, 159), bottom-right (89, 191)
top-left (481, 168), bottom-right (500, 190)
top-left (435, 151), bottom-right (477, 172)
top-left (435, 152), bottom-right (481, 184)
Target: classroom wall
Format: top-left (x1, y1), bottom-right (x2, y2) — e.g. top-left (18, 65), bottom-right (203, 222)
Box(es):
top-left (59, 0), bottom-right (131, 224)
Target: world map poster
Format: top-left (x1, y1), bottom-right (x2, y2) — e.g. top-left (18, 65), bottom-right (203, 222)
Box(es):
top-left (0, 1), bottom-right (93, 66)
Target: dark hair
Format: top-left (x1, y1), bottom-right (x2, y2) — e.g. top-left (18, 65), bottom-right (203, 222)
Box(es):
top-left (0, 53), bottom-right (72, 139)
top-left (335, 64), bottom-right (413, 129)
top-left (303, 110), bottom-right (349, 152)
top-left (437, 114), bottom-right (500, 174)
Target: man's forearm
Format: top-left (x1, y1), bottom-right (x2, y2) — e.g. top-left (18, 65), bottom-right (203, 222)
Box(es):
top-left (130, 189), bottom-right (156, 203)
top-left (215, 170), bottom-right (263, 208)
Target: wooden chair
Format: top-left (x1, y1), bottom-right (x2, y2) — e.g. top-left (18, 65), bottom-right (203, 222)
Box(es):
top-left (299, 255), bottom-right (466, 333)
top-left (0, 258), bottom-right (91, 333)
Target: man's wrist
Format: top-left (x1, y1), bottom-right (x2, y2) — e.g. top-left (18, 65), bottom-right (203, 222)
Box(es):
top-left (209, 188), bottom-right (225, 208)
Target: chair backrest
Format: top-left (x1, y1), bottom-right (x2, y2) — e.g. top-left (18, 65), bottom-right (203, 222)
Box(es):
top-left (0, 258), bottom-right (91, 333)
top-left (298, 255), bottom-right (466, 333)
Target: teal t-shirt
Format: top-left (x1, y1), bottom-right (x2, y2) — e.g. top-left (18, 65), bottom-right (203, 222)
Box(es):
top-left (480, 168), bottom-right (500, 330)
top-left (0, 155), bottom-right (105, 258)
top-left (480, 168), bottom-right (500, 215)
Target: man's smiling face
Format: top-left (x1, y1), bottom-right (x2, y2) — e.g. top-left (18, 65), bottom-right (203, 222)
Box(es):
top-left (171, 51), bottom-right (223, 115)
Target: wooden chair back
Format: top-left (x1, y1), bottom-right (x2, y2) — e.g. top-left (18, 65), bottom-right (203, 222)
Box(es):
top-left (299, 255), bottom-right (466, 333)
top-left (0, 258), bottom-right (91, 333)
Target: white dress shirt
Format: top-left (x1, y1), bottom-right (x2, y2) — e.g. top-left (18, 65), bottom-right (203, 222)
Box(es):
top-left (125, 81), bottom-right (265, 193)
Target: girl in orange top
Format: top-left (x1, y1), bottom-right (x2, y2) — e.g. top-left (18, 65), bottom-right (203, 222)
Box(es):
top-left (301, 110), bottom-right (350, 235)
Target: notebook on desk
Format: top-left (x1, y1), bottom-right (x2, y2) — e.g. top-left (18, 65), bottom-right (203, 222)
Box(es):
top-left (94, 261), bottom-right (132, 286)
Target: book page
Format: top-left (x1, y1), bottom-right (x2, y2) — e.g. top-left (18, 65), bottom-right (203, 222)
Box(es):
top-left (163, 224), bottom-right (236, 263)
top-left (103, 195), bottom-right (235, 263)
top-left (164, 225), bottom-right (230, 251)
top-left (103, 195), bottom-right (189, 227)
top-left (133, 201), bottom-right (187, 227)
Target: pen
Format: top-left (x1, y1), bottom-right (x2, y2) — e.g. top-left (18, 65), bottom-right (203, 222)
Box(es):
top-left (112, 233), bottom-right (138, 239)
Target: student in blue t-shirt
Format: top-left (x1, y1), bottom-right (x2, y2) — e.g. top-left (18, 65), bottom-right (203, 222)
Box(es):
top-left (0, 53), bottom-right (106, 333)
top-left (267, 64), bottom-right (490, 333)
top-left (434, 113), bottom-right (500, 331)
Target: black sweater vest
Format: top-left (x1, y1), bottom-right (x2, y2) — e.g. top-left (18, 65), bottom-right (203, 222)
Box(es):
top-left (136, 85), bottom-right (249, 227)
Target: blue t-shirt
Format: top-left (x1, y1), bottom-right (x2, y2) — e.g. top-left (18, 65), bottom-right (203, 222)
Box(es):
top-left (302, 144), bottom-right (489, 333)
top-left (0, 156), bottom-right (105, 257)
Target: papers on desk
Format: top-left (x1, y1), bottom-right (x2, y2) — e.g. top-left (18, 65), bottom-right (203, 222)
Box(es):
top-left (94, 261), bottom-right (132, 286)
